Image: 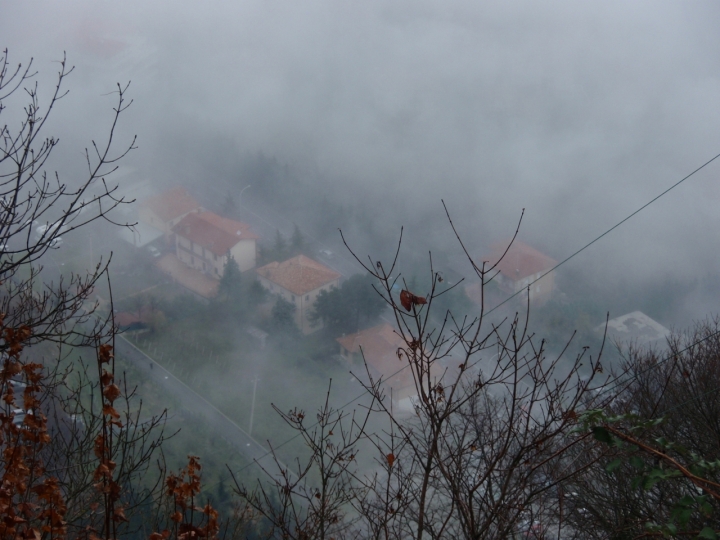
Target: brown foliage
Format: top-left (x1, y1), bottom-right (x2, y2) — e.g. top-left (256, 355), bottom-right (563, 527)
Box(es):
top-left (153, 456), bottom-right (221, 540)
top-left (399, 290), bottom-right (427, 312)
top-left (0, 322), bottom-right (67, 539)
top-left (0, 50), bottom-right (176, 539)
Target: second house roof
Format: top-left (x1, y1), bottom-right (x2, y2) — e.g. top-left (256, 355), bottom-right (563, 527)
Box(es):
top-left (256, 255), bottom-right (341, 295)
top-left (173, 211), bottom-right (258, 256)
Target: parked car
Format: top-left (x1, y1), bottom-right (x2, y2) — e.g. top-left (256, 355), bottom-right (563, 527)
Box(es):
top-left (318, 248), bottom-right (334, 259)
top-left (147, 245), bottom-right (162, 258)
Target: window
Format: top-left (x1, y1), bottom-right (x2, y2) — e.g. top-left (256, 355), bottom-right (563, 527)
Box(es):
top-left (305, 295), bottom-right (310, 301)
top-left (214, 254), bottom-right (217, 261)
top-left (292, 295), bottom-right (296, 302)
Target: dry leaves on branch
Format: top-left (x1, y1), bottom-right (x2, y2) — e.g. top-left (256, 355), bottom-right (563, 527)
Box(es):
top-left (399, 290), bottom-right (427, 312)
top-left (102, 384), bottom-right (121, 403)
top-left (98, 344), bottom-right (114, 364)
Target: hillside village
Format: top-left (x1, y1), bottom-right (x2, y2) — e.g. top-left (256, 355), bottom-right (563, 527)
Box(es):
top-left (105, 183), bottom-right (672, 420)
top-left (6, 169), bottom-right (688, 539)
top-left (5, 3), bottom-right (720, 535)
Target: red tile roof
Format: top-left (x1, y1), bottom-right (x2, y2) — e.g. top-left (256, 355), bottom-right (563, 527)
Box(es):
top-left (141, 187), bottom-right (201, 222)
top-left (337, 323), bottom-right (404, 359)
top-left (115, 312), bottom-right (143, 328)
top-left (337, 324), bottom-right (415, 393)
top-left (489, 240), bottom-right (556, 281)
top-left (173, 212), bottom-right (258, 256)
top-left (256, 255), bottom-right (341, 296)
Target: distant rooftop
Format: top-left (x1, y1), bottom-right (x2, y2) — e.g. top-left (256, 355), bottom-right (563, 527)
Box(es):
top-left (256, 255), bottom-right (341, 296)
top-left (141, 187), bottom-right (201, 222)
top-left (338, 323), bottom-right (439, 400)
top-left (337, 323), bottom-right (405, 359)
top-left (597, 311), bottom-right (671, 347)
top-left (488, 240), bottom-right (556, 281)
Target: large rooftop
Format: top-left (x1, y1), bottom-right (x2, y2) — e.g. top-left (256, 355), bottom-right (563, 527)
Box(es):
top-left (489, 240), bottom-right (556, 281)
top-left (256, 255), bottom-right (341, 296)
top-left (140, 187), bottom-right (200, 221)
top-left (141, 187), bottom-right (201, 222)
top-left (337, 323), bottom-right (405, 359)
top-left (173, 212), bottom-right (258, 256)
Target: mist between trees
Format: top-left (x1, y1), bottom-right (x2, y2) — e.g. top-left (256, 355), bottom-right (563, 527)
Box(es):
top-left (3, 49), bottom-right (720, 540)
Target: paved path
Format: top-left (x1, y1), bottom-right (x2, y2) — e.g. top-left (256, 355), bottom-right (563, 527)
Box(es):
top-left (115, 334), bottom-right (289, 479)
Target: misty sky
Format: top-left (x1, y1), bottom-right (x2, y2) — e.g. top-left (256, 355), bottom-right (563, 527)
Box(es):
top-left (3, 1), bottom-right (720, 322)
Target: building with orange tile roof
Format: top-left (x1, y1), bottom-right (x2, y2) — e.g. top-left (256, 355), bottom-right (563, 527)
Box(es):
top-left (338, 324), bottom-right (441, 409)
top-left (256, 255), bottom-right (341, 334)
top-left (487, 240), bottom-right (557, 305)
top-left (173, 211), bottom-right (259, 278)
top-left (139, 187), bottom-right (202, 243)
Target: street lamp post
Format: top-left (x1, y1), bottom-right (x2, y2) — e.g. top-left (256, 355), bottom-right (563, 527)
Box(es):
top-left (248, 376), bottom-right (259, 436)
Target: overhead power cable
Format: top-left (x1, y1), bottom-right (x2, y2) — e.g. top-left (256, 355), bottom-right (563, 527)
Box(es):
top-left (229, 150), bottom-right (720, 478)
top-left (487, 150), bottom-right (720, 314)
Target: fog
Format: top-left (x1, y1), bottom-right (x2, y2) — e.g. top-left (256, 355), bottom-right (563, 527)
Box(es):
top-left (4, 2), bottom-right (718, 301)
top-left (3, 0), bottom-right (720, 481)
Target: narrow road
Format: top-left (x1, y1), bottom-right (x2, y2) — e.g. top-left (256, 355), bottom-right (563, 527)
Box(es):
top-left (115, 334), bottom-right (289, 478)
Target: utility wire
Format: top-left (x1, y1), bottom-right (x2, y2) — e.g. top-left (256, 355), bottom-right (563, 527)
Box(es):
top-left (487, 150), bottom-right (720, 314)
top-left (551, 327), bottom-right (720, 491)
top-left (229, 150), bottom-right (720, 478)
top-left (592, 326), bottom-right (720, 407)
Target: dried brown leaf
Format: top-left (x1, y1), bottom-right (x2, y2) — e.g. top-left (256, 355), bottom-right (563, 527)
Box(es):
top-left (98, 344), bottom-right (114, 364)
top-left (400, 290), bottom-right (427, 311)
top-left (102, 405), bottom-right (120, 420)
top-left (103, 384), bottom-right (121, 403)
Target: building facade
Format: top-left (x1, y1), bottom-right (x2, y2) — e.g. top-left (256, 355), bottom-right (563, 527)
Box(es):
top-left (256, 255), bottom-right (341, 334)
top-left (337, 323), bottom-right (440, 413)
top-left (173, 211), bottom-right (258, 278)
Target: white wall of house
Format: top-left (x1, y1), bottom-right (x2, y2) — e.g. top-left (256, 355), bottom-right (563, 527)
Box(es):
top-left (175, 235), bottom-right (256, 279)
top-left (176, 236), bottom-right (201, 273)
top-left (258, 277), bottom-right (339, 334)
top-left (229, 240), bottom-right (257, 273)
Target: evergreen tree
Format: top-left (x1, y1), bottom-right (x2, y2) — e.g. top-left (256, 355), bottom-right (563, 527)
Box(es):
top-left (273, 229), bottom-right (288, 261)
top-left (221, 193), bottom-right (237, 216)
top-left (247, 279), bottom-right (269, 308)
top-left (270, 296), bottom-right (299, 337)
top-left (218, 255), bottom-right (242, 301)
top-left (216, 256), bottom-right (244, 320)
top-left (309, 273), bottom-right (385, 335)
top-left (290, 223), bottom-right (305, 255)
